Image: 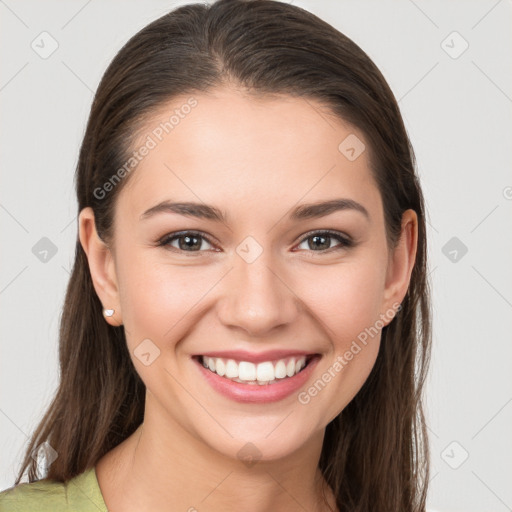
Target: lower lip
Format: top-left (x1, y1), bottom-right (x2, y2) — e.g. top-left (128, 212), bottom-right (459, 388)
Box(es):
top-left (193, 356), bottom-right (321, 403)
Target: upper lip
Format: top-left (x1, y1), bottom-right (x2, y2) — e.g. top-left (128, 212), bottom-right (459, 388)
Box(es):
top-left (194, 349), bottom-right (318, 364)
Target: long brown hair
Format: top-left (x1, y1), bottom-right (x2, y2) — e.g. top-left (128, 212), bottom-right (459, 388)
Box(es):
top-left (14, 1), bottom-right (432, 510)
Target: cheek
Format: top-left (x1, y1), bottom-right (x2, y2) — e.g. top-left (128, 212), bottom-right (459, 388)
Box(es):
top-left (115, 256), bottom-right (214, 407)
top-left (115, 251), bottom-right (201, 343)
top-left (295, 255), bottom-right (387, 338)
top-left (116, 251), bottom-right (230, 379)
top-left (291, 257), bottom-right (386, 418)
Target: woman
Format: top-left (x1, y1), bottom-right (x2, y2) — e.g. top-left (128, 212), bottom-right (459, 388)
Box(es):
top-left (0, 0), bottom-right (432, 510)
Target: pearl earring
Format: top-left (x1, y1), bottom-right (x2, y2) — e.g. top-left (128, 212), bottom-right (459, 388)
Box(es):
top-left (103, 308), bottom-right (115, 317)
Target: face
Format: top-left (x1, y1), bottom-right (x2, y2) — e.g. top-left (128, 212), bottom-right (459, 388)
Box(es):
top-left (81, 87), bottom-right (415, 463)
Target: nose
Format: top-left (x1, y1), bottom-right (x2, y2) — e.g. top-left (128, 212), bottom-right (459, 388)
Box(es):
top-left (216, 247), bottom-right (301, 337)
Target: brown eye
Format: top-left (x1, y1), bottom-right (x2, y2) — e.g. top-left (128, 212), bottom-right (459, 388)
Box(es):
top-left (159, 231), bottom-right (215, 252)
top-left (296, 231), bottom-right (353, 253)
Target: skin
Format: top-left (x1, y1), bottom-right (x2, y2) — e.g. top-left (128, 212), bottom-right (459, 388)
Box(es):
top-left (79, 86), bottom-right (418, 512)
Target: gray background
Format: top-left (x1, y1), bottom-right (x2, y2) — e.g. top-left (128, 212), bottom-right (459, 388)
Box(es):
top-left (1, 1), bottom-right (511, 510)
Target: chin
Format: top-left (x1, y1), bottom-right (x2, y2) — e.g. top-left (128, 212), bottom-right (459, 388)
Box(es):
top-left (194, 414), bottom-right (321, 465)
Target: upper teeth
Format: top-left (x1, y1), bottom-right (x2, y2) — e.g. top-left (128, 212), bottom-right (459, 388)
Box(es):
top-left (201, 355), bottom-right (307, 384)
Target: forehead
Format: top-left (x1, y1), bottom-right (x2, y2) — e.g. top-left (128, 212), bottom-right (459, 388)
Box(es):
top-left (116, 87), bottom-right (380, 223)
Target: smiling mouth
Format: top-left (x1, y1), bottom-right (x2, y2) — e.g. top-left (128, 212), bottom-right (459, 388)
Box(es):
top-left (193, 354), bottom-right (318, 385)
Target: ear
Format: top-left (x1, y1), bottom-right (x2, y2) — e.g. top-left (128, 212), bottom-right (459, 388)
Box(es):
top-left (381, 209), bottom-right (418, 324)
top-left (78, 207), bottom-right (122, 327)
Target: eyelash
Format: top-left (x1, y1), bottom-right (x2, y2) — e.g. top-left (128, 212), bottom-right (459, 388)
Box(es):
top-left (157, 229), bottom-right (354, 255)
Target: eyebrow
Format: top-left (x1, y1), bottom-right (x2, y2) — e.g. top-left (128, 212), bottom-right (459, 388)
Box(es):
top-left (139, 198), bottom-right (370, 223)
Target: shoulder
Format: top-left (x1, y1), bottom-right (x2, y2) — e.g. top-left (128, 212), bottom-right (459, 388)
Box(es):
top-left (0, 477), bottom-right (66, 511)
top-left (0, 467), bottom-right (108, 512)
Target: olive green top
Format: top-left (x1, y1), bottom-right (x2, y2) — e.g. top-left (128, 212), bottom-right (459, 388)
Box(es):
top-left (0, 466), bottom-right (108, 511)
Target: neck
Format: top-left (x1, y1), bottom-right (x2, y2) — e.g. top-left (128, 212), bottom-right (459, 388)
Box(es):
top-left (96, 395), bottom-right (336, 512)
